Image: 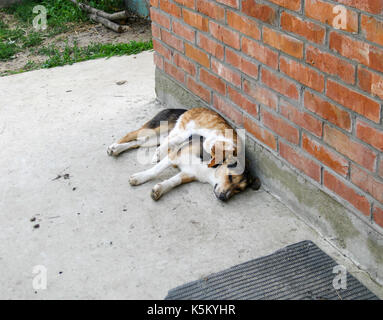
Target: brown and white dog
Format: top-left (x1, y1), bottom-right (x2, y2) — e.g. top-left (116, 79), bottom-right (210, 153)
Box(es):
top-left (107, 108), bottom-right (261, 201)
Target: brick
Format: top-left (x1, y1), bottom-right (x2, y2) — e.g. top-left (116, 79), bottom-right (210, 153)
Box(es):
top-left (351, 165), bottom-right (383, 203)
top-left (280, 100), bottom-right (322, 137)
top-left (281, 12), bottom-right (325, 45)
top-left (153, 39), bottom-right (171, 60)
top-left (164, 61), bottom-right (185, 83)
top-left (211, 59), bottom-right (241, 87)
top-left (153, 53), bottom-right (164, 69)
top-left (187, 77), bottom-right (211, 102)
top-left (324, 125), bottom-right (376, 171)
top-left (151, 23), bottom-right (160, 38)
top-left (279, 142), bottom-right (321, 182)
top-left (305, 0), bottom-right (358, 33)
top-left (333, 0), bottom-right (383, 15)
top-left (150, 8), bottom-right (170, 29)
top-left (227, 11), bottom-right (261, 40)
top-left (244, 117), bottom-right (277, 150)
top-left (226, 49), bottom-right (259, 78)
top-left (356, 120), bottom-right (383, 152)
top-left (174, 0), bottom-right (195, 9)
top-left (185, 43), bottom-right (210, 68)
top-left (196, 0), bottom-right (225, 21)
top-left (324, 170), bottom-right (371, 216)
top-left (209, 21), bottom-right (240, 49)
top-left (150, 0), bottom-right (159, 7)
top-left (302, 133), bottom-right (348, 177)
top-left (330, 32), bottom-right (383, 73)
top-left (263, 27), bottom-right (304, 59)
top-left (197, 33), bottom-right (224, 60)
top-left (380, 160), bottom-right (383, 178)
top-left (243, 79), bottom-right (277, 110)
top-left (361, 15), bottom-right (383, 47)
top-left (161, 29), bottom-right (183, 52)
top-left (216, 0), bottom-right (239, 9)
top-left (268, 0), bottom-right (301, 11)
top-left (304, 91), bottom-right (351, 131)
top-left (172, 20), bottom-right (195, 43)
top-left (280, 56), bottom-right (324, 92)
top-left (242, 38), bottom-right (278, 69)
top-left (261, 68), bottom-right (299, 100)
top-left (228, 86), bottom-right (258, 117)
top-left (373, 206), bottom-right (383, 229)
top-left (213, 94), bottom-right (243, 126)
top-left (160, 0), bottom-right (181, 17)
top-left (173, 53), bottom-right (196, 76)
top-left (242, 0), bottom-right (278, 25)
top-left (199, 68), bottom-right (226, 95)
top-left (183, 9), bottom-right (209, 32)
top-left (358, 67), bottom-right (383, 100)
top-left (326, 79), bottom-right (381, 123)
top-left (261, 109), bottom-right (299, 144)
top-left (306, 45), bottom-right (355, 85)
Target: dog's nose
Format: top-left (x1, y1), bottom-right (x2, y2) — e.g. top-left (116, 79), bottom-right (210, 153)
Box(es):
top-left (217, 193), bottom-right (227, 201)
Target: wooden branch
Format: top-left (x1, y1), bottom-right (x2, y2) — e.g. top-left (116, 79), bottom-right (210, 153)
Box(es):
top-left (108, 10), bottom-right (130, 21)
top-left (69, 0), bottom-right (129, 21)
top-left (88, 14), bottom-right (124, 33)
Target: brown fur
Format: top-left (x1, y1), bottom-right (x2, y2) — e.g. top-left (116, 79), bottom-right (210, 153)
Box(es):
top-left (177, 108), bottom-right (241, 168)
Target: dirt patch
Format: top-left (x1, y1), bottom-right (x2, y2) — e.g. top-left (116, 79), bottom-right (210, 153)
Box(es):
top-left (0, 11), bottom-right (152, 75)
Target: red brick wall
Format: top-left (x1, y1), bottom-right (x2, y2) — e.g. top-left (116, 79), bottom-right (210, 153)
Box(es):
top-left (151, 0), bottom-right (383, 229)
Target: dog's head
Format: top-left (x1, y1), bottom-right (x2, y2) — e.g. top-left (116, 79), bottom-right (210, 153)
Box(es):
top-left (211, 156), bottom-right (261, 201)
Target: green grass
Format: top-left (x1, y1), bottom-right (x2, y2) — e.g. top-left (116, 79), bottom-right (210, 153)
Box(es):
top-left (3, 0), bottom-right (125, 26)
top-left (4, 0), bottom-right (87, 27)
top-left (0, 42), bottom-right (18, 60)
top-left (1, 40), bottom-right (152, 76)
top-left (0, 20), bottom-right (44, 60)
top-left (0, 20), bottom-right (22, 60)
top-left (0, 1), bottom-right (152, 74)
top-left (41, 40), bottom-right (153, 68)
top-left (22, 31), bottom-right (44, 47)
top-left (0, 0), bottom-right (128, 57)
top-left (88, 0), bottom-right (125, 13)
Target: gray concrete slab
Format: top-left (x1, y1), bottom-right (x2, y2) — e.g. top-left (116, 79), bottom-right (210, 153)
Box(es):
top-left (0, 51), bottom-right (382, 299)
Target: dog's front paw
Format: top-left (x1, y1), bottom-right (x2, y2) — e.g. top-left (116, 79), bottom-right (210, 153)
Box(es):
top-left (129, 173), bottom-right (145, 186)
top-left (151, 184), bottom-right (163, 201)
top-left (107, 143), bottom-right (120, 157)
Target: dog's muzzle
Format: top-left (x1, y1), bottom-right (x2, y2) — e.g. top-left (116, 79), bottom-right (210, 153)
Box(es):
top-left (214, 184), bottom-right (230, 201)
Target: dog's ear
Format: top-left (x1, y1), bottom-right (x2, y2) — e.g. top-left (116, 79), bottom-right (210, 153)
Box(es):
top-left (250, 176), bottom-right (261, 190)
top-left (244, 159), bottom-right (262, 190)
top-left (207, 144), bottom-right (219, 168)
top-left (207, 142), bottom-right (235, 168)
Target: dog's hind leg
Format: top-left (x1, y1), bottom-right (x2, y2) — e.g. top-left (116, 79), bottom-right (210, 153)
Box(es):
top-left (129, 156), bottom-right (172, 186)
top-left (151, 172), bottom-right (195, 201)
top-left (108, 109), bottom-right (186, 157)
top-left (107, 127), bottom-right (160, 157)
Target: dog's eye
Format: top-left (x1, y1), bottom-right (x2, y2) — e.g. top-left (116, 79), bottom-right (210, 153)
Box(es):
top-left (228, 174), bottom-right (233, 182)
top-left (228, 161), bottom-right (237, 168)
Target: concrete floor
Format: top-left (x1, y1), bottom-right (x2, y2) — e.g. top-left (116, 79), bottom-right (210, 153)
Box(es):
top-left (0, 51), bottom-right (382, 299)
